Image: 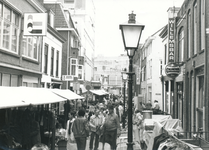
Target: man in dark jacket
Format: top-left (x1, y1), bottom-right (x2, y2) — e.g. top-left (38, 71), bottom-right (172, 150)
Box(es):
top-left (103, 105), bottom-right (121, 150)
top-left (72, 109), bottom-right (89, 150)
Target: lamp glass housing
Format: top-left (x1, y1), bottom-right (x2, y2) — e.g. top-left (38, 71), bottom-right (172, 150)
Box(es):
top-left (121, 68), bottom-right (128, 81)
top-left (120, 25), bottom-right (143, 49)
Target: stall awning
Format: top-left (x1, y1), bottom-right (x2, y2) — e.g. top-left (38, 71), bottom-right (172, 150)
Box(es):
top-left (89, 89), bottom-right (108, 96)
top-left (80, 84), bottom-right (87, 93)
top-left (0, 86), bottom-right (67, 109)
top-left (51, 89), bottom-right (84, 100)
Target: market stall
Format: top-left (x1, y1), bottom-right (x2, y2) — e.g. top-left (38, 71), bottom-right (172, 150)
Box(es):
top-left (0, 86), bottom-right (83, 150)
top-left (89, 89), bottom-right (109, 104)
top-left (142, 115), bottom-right (203, 150)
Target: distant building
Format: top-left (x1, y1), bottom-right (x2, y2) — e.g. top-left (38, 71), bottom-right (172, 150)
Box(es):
top-left (93, 54), bottom-right (129, 95)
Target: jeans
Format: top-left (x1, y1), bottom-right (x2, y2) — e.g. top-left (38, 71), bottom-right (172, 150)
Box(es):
top-left (89, 132), bottom-right (99, 150)
top-left (75, 137), bottom-right (87, 150)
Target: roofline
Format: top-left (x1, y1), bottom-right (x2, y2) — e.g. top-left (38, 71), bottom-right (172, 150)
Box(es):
top-left (26, 0), bottom-right (46, 13)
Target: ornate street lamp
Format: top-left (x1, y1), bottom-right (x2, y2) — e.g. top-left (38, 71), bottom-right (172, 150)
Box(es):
top-left (119, 11), bottom-right (144, 150)
top-left (121, 68), bottom-right (128, 129)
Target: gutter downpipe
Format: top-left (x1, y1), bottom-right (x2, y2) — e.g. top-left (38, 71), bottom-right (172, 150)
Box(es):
top-left (204, 0), bottom-right (208, 140)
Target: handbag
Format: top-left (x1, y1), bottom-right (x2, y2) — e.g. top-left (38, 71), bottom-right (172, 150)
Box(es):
top-left (69, 121), bottom-right (76, 143)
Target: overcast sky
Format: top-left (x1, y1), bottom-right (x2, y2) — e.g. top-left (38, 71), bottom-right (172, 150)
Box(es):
top-left (93, 0), bottom-right (184, 57)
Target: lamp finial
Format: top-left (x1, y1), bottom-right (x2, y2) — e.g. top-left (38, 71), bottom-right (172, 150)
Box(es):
top-left (128, 11), bottom-right (136, 23)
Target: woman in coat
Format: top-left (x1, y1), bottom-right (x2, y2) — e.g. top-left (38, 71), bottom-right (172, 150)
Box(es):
top-left (65, 111), bottom-right (77, 150)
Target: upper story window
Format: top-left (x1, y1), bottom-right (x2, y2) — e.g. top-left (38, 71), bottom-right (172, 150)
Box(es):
top-left (22, 36), bottom-right (40, 60)
top-left (0, 3), bottom-right (20, 53)
top-left (164, 44), bottom-right (167, 65)
top-left (78, 65), bottom-right (84, 80)
top-left (178, 28), bottom-right (184, 62)
top-left (56, 51), bottom-right (59, 77)
top-left (201, 0), bottom-right (205, 51)
top-left (70, 58), bottom-right (77, 76)
top-left (51, 48), bottom-right (54, 76)
top-left (102, 66), bottom-right (106, 70)
top-left (44, 44), bottom-right (48, 74)
top-left (187, 10), bottom-right (191, 58)
top-left (193, 1), bottom-right (197, 55)
top-left (48, 10), bottom-right (54, 28)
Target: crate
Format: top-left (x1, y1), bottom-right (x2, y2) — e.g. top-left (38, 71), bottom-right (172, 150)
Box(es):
top-left (57, 140), bottom-right (67, 150)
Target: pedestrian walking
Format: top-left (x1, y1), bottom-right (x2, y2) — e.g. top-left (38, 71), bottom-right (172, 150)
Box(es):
top-left (65, 111), bottom-right (76, 150)
top-left (72, 109), bottom-right (89, 150)
top-left (89, 109), bottom-right (104, 150)
top-left (135, 109), bottom-right (144, 148)
top-left (102, 105), bottom-right (121, 150)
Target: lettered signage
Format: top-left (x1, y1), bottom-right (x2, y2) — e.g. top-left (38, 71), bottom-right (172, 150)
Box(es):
top-left (168, 18), bottom-right (174, 62)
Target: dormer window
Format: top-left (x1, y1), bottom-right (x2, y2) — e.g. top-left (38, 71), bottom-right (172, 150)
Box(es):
top-left (48, 10), bottom-right (54, 28)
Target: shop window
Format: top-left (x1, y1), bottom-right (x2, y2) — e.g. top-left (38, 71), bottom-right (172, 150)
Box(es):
top-left (0, 4), bottom-right (20, 53)
top-left (22, 36), bottom-right (40, 60)
top-left (11, 75), bottom-right (18, 87)
top-left (2, 74), bottom-right (10, 86)
top-left (197, 76), bottom-right (204, 130)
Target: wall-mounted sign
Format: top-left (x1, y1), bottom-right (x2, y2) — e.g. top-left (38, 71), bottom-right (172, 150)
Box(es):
top-left (168, 18), bottom-right (175, 62)
top-left (24, 13), bottom-right (47, 36)
top-left (62, 75), bottom-right (74, 81)
top-left (165, 63), bottom-right (180, 79)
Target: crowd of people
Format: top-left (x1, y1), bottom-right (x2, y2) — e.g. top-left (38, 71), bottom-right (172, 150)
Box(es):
top-left (63, 104), bottom-right (121, 150)
top-left (55, 94), bottom-right (162, 150)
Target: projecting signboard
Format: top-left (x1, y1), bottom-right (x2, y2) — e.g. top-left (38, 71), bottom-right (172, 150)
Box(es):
top-left (165, 63), bottom-right (180, 79)
top-left (23, 13), bottom-right (47, 36)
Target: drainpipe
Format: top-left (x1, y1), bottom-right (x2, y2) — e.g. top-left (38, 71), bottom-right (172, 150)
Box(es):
top-left (204, 0), bottom-right (208, 140)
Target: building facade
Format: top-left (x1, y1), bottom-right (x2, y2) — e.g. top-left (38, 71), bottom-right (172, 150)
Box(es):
top-left (174, 0), bottom-right (208, 139)
top-left (0, 0), bottom-right (46, 87)
top-left (159, 0), bottom-right (209, 141)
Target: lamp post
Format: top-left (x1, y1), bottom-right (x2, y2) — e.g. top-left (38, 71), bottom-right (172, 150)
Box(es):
top-left (119, 11), bottom-right (144, 150)
top-left (121, 68), bottom-right (128, 129)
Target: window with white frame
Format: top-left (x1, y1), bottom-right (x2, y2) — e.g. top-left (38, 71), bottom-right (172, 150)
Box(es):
top-left (56, 51), bottom-right (59, 77)
top-left (22, 36), bottom-right (40, 60)
top-left (0, 3), bottom-right (20, 53)
top-left (78, 65), bottom-right (83, 80)
top-left (193, 2), bottom-right (197, 55)
top-left (44, 44), bottom-right (48, 74)
top-left (70, 58), bottom-right (77, 76)
top-left (187, 10), bottom-right (191, 58)
top-left (178, 28), bottom-right (184, 62)
top-left (51, 47), bottom-right (54, 76)
top-left (201, 0), bottom-right (205, 51)
top-left (150, 59), bottom-right (152, 79)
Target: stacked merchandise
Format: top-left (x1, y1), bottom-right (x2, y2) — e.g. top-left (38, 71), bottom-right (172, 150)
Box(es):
top-left (0, 108), bottom-right (54, 150)
top-left (142, 115), bottom-right (202, 150)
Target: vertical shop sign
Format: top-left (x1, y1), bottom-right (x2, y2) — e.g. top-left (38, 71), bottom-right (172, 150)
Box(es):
top-left (168, 18), bottom-right (174, 62)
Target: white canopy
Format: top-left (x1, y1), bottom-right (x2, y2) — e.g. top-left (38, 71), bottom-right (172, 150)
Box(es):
top-left (90, 89), bottom-right (108, 96)
top-left (0, 86), bottom-right (66, 109)
top-left (51, 89), bottom-right (84, 100)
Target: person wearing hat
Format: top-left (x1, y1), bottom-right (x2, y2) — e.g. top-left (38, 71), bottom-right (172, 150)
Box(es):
top-left (102, 105), bottom-right (121, 150)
